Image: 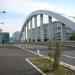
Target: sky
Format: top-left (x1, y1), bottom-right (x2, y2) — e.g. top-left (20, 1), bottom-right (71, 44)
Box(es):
top-left (0, 0), bottom-right (75, 37)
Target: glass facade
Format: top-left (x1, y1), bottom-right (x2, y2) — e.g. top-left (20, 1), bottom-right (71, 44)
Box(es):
top-left (0, 32), bottom-right (9, 43)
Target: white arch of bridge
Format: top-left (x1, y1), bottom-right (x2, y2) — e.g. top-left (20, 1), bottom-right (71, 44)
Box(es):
top-left (20, 10), bottom-right (75, 42)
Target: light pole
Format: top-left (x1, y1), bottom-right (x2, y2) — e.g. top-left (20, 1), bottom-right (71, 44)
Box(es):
top-left (0, 11), bottom-right (6, 32)
top-left (0, 11), bottom-right (6, 24)
top-left (0, 22), bottom-right (4, 24)
top-left (0, 11), bottom-right (6, 23)
top-left (0, 11), bottom-right (6, 13)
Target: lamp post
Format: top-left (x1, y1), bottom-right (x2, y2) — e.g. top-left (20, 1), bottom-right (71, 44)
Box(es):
top-left (0, 22), bottom-right (4, 24)
top-left (0, 22), bottom-right (4, 32)
top-left (0, 10), bottom-right (6, 23)
top-left (0, 11), bottom-right (6, 13)
top-left (0, 11), bottom-right (6, 32)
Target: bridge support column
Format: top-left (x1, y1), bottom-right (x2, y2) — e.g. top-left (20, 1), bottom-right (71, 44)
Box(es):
top-left (20, 37), bottom-right (22, 43)
top-left (20, 34), bottom-right (22, 42)
top-left (27, 22), bottom-right (29, 42)
top-left (40, 14), bottom-right (44, 42)
top-left (30, 18), bottom-right (32, 42)
top-left (22, 31), bottom-right (24, 42)
top-left (61, 23), bottom-right (66, 42)
top-left (34, 15), bottom-right (37, 42)
top-left (21, 32), bottom-right (24, 43)
top-left (48, 16), bottom-right (53, 41)
top-left (23, 27), bottom-right (26, 42)
top-left (23, 29), bottom-right (25, 42)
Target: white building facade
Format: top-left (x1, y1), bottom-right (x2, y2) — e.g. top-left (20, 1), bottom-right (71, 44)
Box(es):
top-left (20, 21), bottom-right (74, 42)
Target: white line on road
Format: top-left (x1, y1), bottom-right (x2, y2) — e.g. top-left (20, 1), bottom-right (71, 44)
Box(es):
top-left (14, 45), bottom-right (44, 57)
top-left (63, 55), bottom-right (75, 59)
top-left (25, 58), bottom-right (46, 75)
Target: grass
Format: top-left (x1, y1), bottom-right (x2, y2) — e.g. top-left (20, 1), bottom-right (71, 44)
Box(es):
top-left (30, 58), bottom-right (75, 75)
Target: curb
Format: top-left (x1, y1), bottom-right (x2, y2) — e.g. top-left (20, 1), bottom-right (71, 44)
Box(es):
top-left (60, 62), bottom-right (75, 70)
top-left (25, 58), bottom-right (46, 75)
top-left (44, 57), bottom-right (75, 70)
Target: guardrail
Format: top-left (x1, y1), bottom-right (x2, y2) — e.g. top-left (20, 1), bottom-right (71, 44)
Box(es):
top-left (16, 41), bottom-right (75, 47)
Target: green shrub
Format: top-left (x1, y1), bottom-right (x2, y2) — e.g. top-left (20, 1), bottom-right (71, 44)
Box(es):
top-left (53, 42), bottom-right (62, 71)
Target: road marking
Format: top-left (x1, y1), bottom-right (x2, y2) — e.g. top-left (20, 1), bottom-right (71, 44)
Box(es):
top-left (25, 58), bottom-right (46, 75)
top-left (69, 45), bottom-right (75, 47)
top-left (63, 55), bottom-right (75, 59)
top-left (14, 45), bottom-right (44, 57)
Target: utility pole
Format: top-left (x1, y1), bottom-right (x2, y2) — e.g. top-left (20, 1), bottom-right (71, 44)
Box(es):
top-left (0, 11), bottom-right (6, 31)
top-left (0, 11), bottom-right (6, 13)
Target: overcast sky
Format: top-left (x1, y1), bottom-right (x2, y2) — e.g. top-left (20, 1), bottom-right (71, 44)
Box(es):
top-left (0, 0), bottom-right (75, 37)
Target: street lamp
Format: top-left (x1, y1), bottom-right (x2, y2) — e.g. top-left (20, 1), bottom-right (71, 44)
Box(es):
top-left (0, 22), bottom-right (4, 24)
top-left (0, 11), bottom-right (6, 31)
top-left (0, 11), bottom-right (6, 13)
top-left (0, 11), bottom-right (6, 23)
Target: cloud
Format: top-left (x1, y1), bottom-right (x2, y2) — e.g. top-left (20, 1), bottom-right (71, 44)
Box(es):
top-left (0, 21), bottom-right (23, 37)
top-left (0, 0), bottom-right (67, 14)
top-left (0, 0), bottom-right (75, 16)
top-left (1, 0), bottom-right (75, 16)
top-left (0, 0), bottom-right (75, 37)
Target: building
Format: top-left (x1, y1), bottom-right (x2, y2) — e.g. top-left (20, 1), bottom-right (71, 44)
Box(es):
top-left (20, 21), bottom-right (74, 42)
top-left (52, 21), bottom-right (74, 41)
top-left (0, 32), bottom-right (9, 43)
top-left (25, 21), bottom-right (74, 42)
top-left (13, 31), bottom-right (20, 42)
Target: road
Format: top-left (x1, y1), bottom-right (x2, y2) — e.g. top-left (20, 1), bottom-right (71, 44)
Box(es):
top-left (16, 44), bottom-right (75, 67)
top-left (0, 44), bottom-right (42, 75)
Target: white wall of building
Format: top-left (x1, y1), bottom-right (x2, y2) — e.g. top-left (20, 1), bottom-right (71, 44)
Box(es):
top-left (21, 21), bottom-right (74, 42)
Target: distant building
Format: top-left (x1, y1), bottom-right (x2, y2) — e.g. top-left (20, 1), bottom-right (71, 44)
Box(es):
top-left (0, 32), bottom-right (9, 43)
top-left (42, 21), bottom-right (74, 41)
top-left (52, 21), bottom-right (74, 41)
top-left (13, 31), bottom-right (20, 42)
top-left (9, 37), bottom-right (14, 43)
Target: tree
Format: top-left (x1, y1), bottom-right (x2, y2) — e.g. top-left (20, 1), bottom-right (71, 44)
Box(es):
top-left (69, 32), bottom-right (75, 40)
top-left (48, 42), bottom-right (52, 68)
top-left (53, 43), bottom-right (62, 71)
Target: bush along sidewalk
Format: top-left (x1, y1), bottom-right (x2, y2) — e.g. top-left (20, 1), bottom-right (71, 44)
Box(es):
top-left (48, 41), bottom-right (53, 70)
top-left (48, 42), bottom-right (75, 75)
top-left (48, 42), bottom-right (62, 71)
top-left (53, 42), bottom-right (64, 75)
top-left (53, 42), bottom-right (62, 71)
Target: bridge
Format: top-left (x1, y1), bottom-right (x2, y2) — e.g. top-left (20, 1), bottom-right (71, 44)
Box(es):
top-left (19, 10), bottom-right (75, 43)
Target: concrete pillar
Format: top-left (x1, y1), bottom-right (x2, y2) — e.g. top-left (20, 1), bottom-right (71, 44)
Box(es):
top-left (21, 32), bottom-right (24, 43)
top-left (20, 34), bottom-right (22, 43)
top-left (48, 16), bottom-right (53, 41)
top-left (30, 18), bottom-right (32, 42)
top-left (22, 31), bottom-right (25, 42)
top-left (61, 23), bottom-right (66, 42)
top-left (34, 15), bottom-right (37, 42)
top-left (22, 27), bottom-right (26, 42)
top-left (40, 14), bottom-right (44, 41)
top-left (27, 22), bottom-right (29, 42)
top-left (24, 26), bottom-right (26, 42)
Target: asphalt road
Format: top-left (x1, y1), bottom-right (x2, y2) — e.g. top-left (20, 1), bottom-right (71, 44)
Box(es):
top-left (16, 44), bottom-right (75, 67)
top-left (0, 44), bottom-right (42, 75)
